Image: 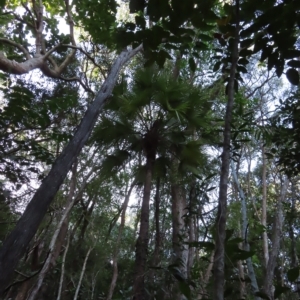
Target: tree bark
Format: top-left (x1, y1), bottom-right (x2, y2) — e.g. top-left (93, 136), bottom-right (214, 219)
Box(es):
top-left (73, 247), bottom-right (93, 300)
top-left (56, 233), bottom-right (70, 300)
top-left (263, 177), bottom-right (288, 299)
top-left (213, 2), bottom-right (239, 299)
top-left (187, 184), bottom-right (196, 277)
top-left (0, 44), bottom-right (142, 295)
top-left (106, 180), bottom-right (136, 300)
top-left (132, 156), bottom-right (155, 300)
top-left (27, 163), bottom-right (77, 300)
top-left (171, 183), bottom-right (188, 300)
top-left (261, 144), bottom-right (269, 267)
top-left (231, 161), bottom-right (260, 299)
top-left (289, 180), bottom-right (300, 297)
top-left (198, 250), bottom-right (214, 300)
top-left (237, 259), bottom-right (245, 299)
top-left (147, 177), bottom-right (162, 290)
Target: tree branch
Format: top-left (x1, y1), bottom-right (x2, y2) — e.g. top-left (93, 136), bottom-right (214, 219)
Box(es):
top-left (0, 38), bottom-right (31, 59)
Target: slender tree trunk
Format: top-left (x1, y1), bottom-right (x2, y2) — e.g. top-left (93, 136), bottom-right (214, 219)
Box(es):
top-left (171, 183), bottom-right (188, 300)
top-left (261, 145), bottom-right (269, 267)
top-left (79, 198), bottom-right (96, 242)
top-left (231, 161), bottom-right (260, 299)
top-left (73, 247), bottom-right (93, 300)
top-left (14, 242), bottom-right (44, 300)
top-left (106, 180), bottom-right (136, 300)
top-left (198, 250), bottom-right (214, 300)
top-left (52, 161), bottom-right (77, 265)
top-left (187, 184), bottom-right (196, 277)
top-left (148, 177), bottom-right (161, 290)
top-left (56, 234), bottom-right (70, 300)
top-left (132, 156), bottom-right (155, 300)
top-left (213, 2), bottom-right (239, 299)
top-left (27, 162), bottom-right (77, 300)
top-left (0, 45), bottom-right (142, 295)
top-left (263, 177), bottom-right (288, 299)
top-left (153, 177), bottom-right (161, 268)
top-left (237, 259), bottom-right (245, 299)
top-left (289, 180), bottom-right (300, 297)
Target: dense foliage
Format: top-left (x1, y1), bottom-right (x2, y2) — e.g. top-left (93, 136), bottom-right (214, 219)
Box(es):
top-left (0, 0), bottom-right (300, 299)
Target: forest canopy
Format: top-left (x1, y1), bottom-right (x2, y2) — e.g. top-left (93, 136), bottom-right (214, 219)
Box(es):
top-left (0, 0), bottom-right (300, 299)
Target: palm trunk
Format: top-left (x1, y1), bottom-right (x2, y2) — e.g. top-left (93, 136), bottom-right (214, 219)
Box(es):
top-left (153, 177), bottom-right (161, 268)
top-left (133, 155), bottom-right (155, 300)
top-left (148, 177), bottom-right (161, 288)
top-left (263, 177), bottom-right (288, 299)
top-left (106, 180), bottom-right (136, 300)
top-left (0, 45), bottom-right (142, 294)
top-left (213, 2), bottom-right (239, 299)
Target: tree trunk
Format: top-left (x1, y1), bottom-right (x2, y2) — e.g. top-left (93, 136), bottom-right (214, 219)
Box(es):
top-left (73, 247), bottom-right (93, 300)
top-left (14, 242), bottom-right (44, 300)
top-left (26, 162), bottom-right (77, 300)
top-left (289, 180), bottom-right (300, 297)
top-left (237, 259), bottom-right (245, 299)
top-left (106, 180), bottom-right (136, 300)
top-left (263, 177), bottom-right (288, 299)
top-left (261, 144), bottom-right (269, 267)
top-left (171, 183), bottom-right (188, 300)
top-left (187, 184), bottom-right (196, 277)
top-left (132, 156), bottom-right (155, 300)
top-left (148, 177), bottom-right (161, 291)
top-left (213, 2), bottom-right (239, 299)
top-left (56, 233), bottom-right (70, 300)
top-left (198, 250), bottom-right (214, 300)
top-left (0, 44), bottom-right (142, 294)
top-left (231, 161), bottom-right (260, 299)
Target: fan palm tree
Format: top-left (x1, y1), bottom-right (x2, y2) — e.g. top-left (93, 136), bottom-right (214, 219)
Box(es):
top-left (91, 67), bottom-right (214, 300)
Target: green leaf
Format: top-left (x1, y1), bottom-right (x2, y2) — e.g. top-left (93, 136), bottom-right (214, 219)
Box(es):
top-left (274, 285), bottom-right (290, 299)
top-left (227, 237), bottom-right (244, 244)
top-left (287, 60), bottom-right (300, 69)
top-left (240, 38), bottom-right (253, 49)
top-left (178, 281), bottom-right (191, 299)
top-left (185, 241), bottom-right (214, 251)
top-left (213, 61), bottom-right (221, 72)
top-left (189, 57), bottom-right (196, 73)
top-left (282, 50), bottom-right (300, 59)
top-left (198, 34), bottom-right (213, 42)
top-left (238, 58), bottom-right (249, 66)
top-left (260, 46), bottom-right (273, 62)
top-left (135, 16), bottom-right (146, 29)
top-left (237, 65), bottom-right (248, 73)
top-left (286, 68), bottom-right (299, 85)
top-left (235, 250), bottom-right (255, 260)
top-left (239, 49), bottom-right (253, 57)
top-left (129, 0), bottom-right (145, 13)
top-left (287, 267), bottom-right (300, 282)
